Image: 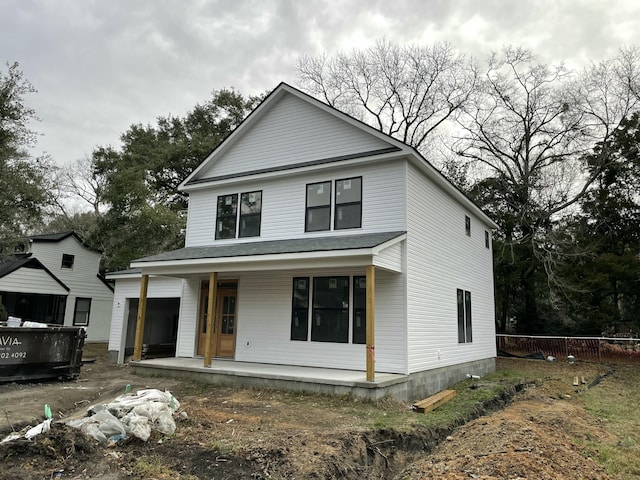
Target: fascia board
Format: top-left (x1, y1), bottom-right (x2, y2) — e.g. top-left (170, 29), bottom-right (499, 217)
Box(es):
top-left (130, 248), bottom-right (375, 273)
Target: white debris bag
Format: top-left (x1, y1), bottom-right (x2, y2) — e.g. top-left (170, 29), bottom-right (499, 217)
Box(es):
top-left (67, 388), bottom-right (179, 442)
top-left (25, 419), bottom-right (52, 440)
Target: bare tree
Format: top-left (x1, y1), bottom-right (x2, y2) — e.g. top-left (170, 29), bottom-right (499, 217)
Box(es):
top-left (51, 156), bottom-right (106, 217)
top-left (298, 39), bottom-right (479, 155)
top-left (455, 46), bottom-right (640, 333)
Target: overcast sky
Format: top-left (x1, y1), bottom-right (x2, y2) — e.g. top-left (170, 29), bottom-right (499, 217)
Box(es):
top-left (2, 0), bottom-right (639, 166)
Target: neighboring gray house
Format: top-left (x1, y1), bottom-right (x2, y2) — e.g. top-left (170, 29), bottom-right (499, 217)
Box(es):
top-left (0, 232), bottom-right (114, 342)
top-left (107, 82), bottom-right (497, 400)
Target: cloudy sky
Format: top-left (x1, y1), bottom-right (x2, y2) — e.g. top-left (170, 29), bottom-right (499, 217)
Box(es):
top-left (2, 0), bottom-right (639, 166)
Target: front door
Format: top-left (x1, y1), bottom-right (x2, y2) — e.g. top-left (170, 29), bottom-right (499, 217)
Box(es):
top-left (197, 282), bottom-right (237, 358)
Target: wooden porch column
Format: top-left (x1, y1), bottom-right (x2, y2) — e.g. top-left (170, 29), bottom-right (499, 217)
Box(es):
top-left (132, 274), bottom-right (149, 361)
top-left (203, 272), bottom-right (217, 367)
top-left (366, 265), bottom-right (375, 382)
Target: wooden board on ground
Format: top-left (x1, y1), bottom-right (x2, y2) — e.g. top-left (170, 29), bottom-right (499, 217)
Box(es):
top-left (412, 389), bottom-right (457, 413)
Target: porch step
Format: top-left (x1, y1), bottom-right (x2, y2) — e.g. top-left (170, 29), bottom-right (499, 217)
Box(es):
top-left (412, 389), bottom-right (457, 413)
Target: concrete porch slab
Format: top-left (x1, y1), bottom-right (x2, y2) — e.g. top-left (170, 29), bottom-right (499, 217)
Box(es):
top-left (130, 357), bottom-right (409, 401)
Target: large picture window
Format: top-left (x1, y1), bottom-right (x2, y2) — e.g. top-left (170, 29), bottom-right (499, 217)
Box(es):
top-left (239, 191), bottom-right (262, 238)
top-left (457, 289), bottom-right (472, 343)
top-left (216, 194), bottom-right (238, 239)
top-left (290, 278), bottom-right (310, 341)
top-left (73, 297), bottom-right (92, 326)
top-left (311, 276), bottom-right (349, 343)
top-left (305, 181), bottom-right (331, 232)
top-left (335, 177), bottom-right (362, 230)
top-left (290, 275), bottom-right (367, 344)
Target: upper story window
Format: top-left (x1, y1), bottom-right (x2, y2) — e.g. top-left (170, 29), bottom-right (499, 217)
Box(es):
top-left (465, 215), bottom-right (471, 236)
top-left (305, 181), bottom-right (331, 232)
top-left (216, 191), bottom-right (262, 240)
top-left (335, 177), bottom-right (362, 230)
top-left (239, 191), bottom-right (262, 238)
top-left (305, 177), bottom-right (362, 232)
top-left (61, 254), bottom-right (75, 269)
top-left (485, 230), bottom-right (490, 249)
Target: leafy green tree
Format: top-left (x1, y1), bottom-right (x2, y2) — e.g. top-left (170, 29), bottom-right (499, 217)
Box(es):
top-left (0, 62), bottom-right (52, 252)
top-left (556, 112), bottom-right (640, 334)
top-left (92, 88), bottom-right (262, 271)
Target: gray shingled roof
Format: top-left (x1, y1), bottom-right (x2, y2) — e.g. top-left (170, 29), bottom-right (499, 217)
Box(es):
top-left (0, 255), bottom-right (70, 291)
top-left (134, 231), bottom-right (406, 264)
top-left (28, 231), bottom-right (77, 242)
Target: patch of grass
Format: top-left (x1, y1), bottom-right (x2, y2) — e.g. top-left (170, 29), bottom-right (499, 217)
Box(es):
top-left (582, 365), bottom-right (640, 479)
top-left (132, 455), bottom-right (180, 478)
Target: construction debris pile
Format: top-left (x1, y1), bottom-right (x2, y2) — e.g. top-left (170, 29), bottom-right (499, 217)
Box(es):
top-left (1, 388), bottom-right (181, 444)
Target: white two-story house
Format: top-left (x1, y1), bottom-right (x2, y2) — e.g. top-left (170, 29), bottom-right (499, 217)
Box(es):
top-left (27, 232), bottom-right (113, 342)
top-left (107, 83), bottom-right (497, 401)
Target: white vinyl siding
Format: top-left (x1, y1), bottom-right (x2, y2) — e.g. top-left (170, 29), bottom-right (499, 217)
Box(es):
top-left (233, 268), bottom-right (405, 374)
top-left (197, 94), bottom-right (393, 179)
top-left (185, 160), bottom-right (407, 246)
top-left (406, 163), bottom-right (496, 373)
top-left (29, 236), bottom-right (114, 341)
top-left (0, 268), bottom-right (68, 295)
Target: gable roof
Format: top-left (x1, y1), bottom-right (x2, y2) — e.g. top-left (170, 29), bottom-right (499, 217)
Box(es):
top-left (0, 255), bottom-right (70, 292)
top-left (180, 82), bottom-right (497, 229)
top-left (29, 230), bottom-right (102, 254)
top-left (29, 231), bottom-right (80, 242)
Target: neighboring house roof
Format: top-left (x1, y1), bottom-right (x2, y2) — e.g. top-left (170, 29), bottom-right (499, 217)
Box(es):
top-left (0, 255), bottom-right (70, 292)
top-left (180, 82), bottom-right (497, 229)
top-left (29, 230), bottom-right (102, 254)
top-left (29, 231), bottom-right (80, 242)
top-left (133, 231), bottom-right (406, 264)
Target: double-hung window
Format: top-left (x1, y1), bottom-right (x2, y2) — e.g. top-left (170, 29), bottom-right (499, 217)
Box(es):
top-left (457, 289), bottom-right (473, 343)
top-left (305, 177), bottom-right (362, 232)
top-left (216, 191), bottom-right (262, 239)
top-left (311, 276), bottom-right (350, 343)
top-left (239, 191), bottom-right (262, 237)
top-left (335, 177), bottom-right (362, 230)
top-left (73, 298), bottom-right (92, 326)
top-left (305, 182), bottom-right (331, 232)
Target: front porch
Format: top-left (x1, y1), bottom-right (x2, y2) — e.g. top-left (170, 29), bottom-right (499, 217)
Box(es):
top-left (130, 357), bottom-right (409, 401)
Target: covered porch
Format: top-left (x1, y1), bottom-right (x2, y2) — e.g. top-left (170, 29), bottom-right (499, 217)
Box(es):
top-left (130, 356), bottom-right (409, 400)
top-left (127, 231), bottom-right (407, 390)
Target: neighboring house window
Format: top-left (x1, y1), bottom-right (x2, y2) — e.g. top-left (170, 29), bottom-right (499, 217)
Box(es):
top-left (352, 276), bottom-right (366, 344)
top-left (311, 276), bottom-right (350, 343)
top-left (290, 278), bottom-right (309, 341)
top-left (73, 297), bottom-right (92, 326)
top-left (239, 191), bottom-right (262, 238)
top-left (61, 254), bottom-right (75, 269)
top-left (216, 194), bottom-right (238, 239)
top-left (305, 181), bottom-right (331, 232)
top-left (335, 177), bottom-right (362, 230)
top-left (457, 289), bottom-right (472, 343)
top-left (465, 216), bottom-right (471, 236)
top-left (485, 230), bottom-right (490, 249)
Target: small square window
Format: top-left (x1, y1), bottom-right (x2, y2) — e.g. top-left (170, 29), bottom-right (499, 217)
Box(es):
top-left (465, 216), bottom-right (471, 236)
top-left (61, 254), bottom-right (75, 269)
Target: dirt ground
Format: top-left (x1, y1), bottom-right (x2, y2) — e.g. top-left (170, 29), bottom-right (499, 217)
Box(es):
top-left (0, 346), bottom-right (626, 479)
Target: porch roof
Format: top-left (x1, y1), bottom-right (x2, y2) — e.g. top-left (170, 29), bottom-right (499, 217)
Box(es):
top-left (130, 231), bottom-right (406, 275)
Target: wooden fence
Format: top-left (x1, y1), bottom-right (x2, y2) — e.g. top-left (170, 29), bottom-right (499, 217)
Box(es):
top-left (497, 334), bottom-right (640, 362)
